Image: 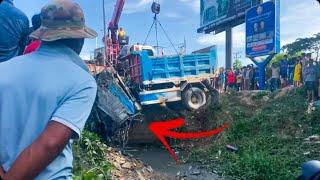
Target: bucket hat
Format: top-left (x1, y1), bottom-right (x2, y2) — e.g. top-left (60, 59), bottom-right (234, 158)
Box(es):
top-left (30, 0), bottom-right (97, 41)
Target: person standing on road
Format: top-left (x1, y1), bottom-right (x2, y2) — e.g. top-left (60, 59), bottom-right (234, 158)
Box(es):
top-left (294, 59), bottom-right (302, 87)
top-left (241, 67), bottom-right (246, 90)
top-left (302, 53), bottom-right (312, 84)
top-left (227, 69), bottom-right (236, 91)
top-left (236, 69), bottom-right (243, 91)
top-left (288, 57), bottom-right (296, 86)
top-left (250, 66), bottom-right (256, 90)
top-left (0, 0), bottom-right (29, 62)
top-left (280, 55), bottom-right (289, 88)
top-left (0, 1), bottom-right (98, 179)
top-left (270, 63), bottom-right (280, 92)
top-left (218, 67), bottom-right (225, 93)
top-left (244, 66), bottom-right (251, 90)
top-left (303, 60), bottom-right (317, 102)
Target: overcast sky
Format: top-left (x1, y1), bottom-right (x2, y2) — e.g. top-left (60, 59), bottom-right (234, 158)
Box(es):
top-left (14, 0), bottom-right (320, 67)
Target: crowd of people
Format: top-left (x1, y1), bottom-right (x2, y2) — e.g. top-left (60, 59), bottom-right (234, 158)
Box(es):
top-left (212, 53), bottom-right (320, 102)
top-left (271, 53), bottom-right (320, 102)
top-left (212, 65), bottom-right (259, 93)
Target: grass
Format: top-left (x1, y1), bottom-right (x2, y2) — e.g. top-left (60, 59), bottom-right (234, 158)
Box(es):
top-left (188, 88), bottom-right (320, 180)
top-left (73, 131), bottom-right (113, 180)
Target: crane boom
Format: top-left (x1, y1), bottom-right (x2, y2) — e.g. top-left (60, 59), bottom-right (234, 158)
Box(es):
top-left (108, 0), bottom-right (125, 39)
top-left (104, 0), bottom-right (127, 66)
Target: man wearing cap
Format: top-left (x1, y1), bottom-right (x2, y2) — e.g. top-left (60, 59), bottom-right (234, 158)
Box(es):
top-left (0, 0), bottom-right (29, 62)
top-left (0, 0), bottom-right (98, 179)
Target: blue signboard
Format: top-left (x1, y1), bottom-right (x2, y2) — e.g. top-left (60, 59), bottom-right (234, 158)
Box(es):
top-left (245, 0), bottom-right (280, 58)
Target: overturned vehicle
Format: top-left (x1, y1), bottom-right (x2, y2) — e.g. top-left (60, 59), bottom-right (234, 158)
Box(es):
top-left (86, 48), bottom-right (219, 144)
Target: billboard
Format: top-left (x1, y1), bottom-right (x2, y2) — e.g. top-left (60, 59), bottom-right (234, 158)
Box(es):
top-left (245, 0), bottom-right (280, 58)
top-left (198, 0), bottom-right (262, 33)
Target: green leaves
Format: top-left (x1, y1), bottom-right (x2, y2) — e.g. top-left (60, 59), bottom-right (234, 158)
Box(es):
top-left (282, 32), bottom-right (320, 56)
top-left (233, 59), bottom-right (243, 70)
top-left (73, 131), bottom-right (112, 180)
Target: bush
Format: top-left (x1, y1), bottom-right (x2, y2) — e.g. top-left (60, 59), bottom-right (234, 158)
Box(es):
top-left (73, 131), bottom-right (112, 180)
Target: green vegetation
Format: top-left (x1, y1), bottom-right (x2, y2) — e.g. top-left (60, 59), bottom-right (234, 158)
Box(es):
top-left (282, 33), bottom-right (320, 57)
top-left (188, 89), bottom-right (320, 180)
top-left (233, 59), bottom-right (243, 70)
top-left (73, 131), bottom-right (112, 180)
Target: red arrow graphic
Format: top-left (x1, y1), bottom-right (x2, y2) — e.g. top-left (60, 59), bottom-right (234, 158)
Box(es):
top-left (149, 118), bottom-right (229, 162)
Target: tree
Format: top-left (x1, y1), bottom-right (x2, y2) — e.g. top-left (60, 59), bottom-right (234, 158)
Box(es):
top-left (282, 33), bottom-right (320, 59)
top-left (311, 33), bottom-right (320, 61)
top-left (233, 59), bottom-right (242, 70)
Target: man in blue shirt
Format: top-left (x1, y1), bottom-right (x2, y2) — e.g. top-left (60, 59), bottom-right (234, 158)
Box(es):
top-left (280, 55), bottom-right (289, 88)
top-left (0, 1), bottom-right (98, 179)
top-left (0, 0), bottom-right (29, 62)
top-left (287, 57), bottom-right (296, 86)
top-left (303, 60), bottom-right (317, 102)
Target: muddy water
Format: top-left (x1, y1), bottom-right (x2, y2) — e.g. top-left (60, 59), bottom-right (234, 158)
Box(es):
top-left (126, 146), bottom-right (189, 175)
top-left (125, 145), bottom-right (222, 180)
top-left (126, 105), bottom-right (222, 179)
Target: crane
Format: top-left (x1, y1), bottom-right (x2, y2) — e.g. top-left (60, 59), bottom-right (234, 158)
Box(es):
top-left (108, 0), bottom-right (125, 44)
top-left (105, 0), bottom-right (128, 66)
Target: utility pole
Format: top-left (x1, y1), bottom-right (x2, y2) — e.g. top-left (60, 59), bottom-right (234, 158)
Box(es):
top-left (102, 0), bottom-right (106, 40)
top-left (225, 27), bottom-right (233, 69)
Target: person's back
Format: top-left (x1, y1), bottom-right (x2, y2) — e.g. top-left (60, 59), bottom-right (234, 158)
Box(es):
top-left (304, 62), bottom-right (317, 102)
top-left (304, 64), bottom-right (316, 82)
top-left (0, 0), bottom-right (29, 62)
top-left (280, 59), bottom-right (288, 76)
top-left (0, 43), bottom-right (97, 179)
top-left (236, 72), bottom-right (242, 83)
top-left (317, 62), bottom-right (320, 77)
top-left (0, 1), bottom-right (98, 179)
top-left (271, 66), bottom-right (280, 79)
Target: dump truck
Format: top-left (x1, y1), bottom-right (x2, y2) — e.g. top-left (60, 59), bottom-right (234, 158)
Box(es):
top-left (86, 0), bottom-right (219, 144)
top-left (87, 47), bottom-right (219, 144)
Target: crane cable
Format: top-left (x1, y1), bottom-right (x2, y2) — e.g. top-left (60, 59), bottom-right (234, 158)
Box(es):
top-left (143, 2), bottom-right (179, 56)
top-left (156, 17), bottom-right (179, 55)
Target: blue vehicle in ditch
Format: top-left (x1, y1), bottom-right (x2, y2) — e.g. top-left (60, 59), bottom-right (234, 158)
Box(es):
top-left (87, 46), bottom-right (219, 142)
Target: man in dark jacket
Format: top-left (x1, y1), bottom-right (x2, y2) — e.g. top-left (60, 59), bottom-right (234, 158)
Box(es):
top-left (0, 0), bottom-right (29, 62)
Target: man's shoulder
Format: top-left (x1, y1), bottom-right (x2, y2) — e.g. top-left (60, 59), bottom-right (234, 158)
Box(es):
top-left (1, 2), bottom-right (29, 24)
top-left (0, 54), bottom-right (25, 67)
top-left (13, 7), bottom-right (29, 25)
top-left (51, 55), bottom-right (96, 88)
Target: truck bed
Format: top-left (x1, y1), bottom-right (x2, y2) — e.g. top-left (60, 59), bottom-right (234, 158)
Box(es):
top-left (129, 47), bottom-right (217, 85)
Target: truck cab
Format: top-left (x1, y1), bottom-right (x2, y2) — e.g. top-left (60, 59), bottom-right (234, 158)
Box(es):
top-left (119, 45), bottom-right (156, 59)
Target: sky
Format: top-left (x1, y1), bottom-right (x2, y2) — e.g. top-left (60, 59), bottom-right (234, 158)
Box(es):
top-left (14, 0), bottom-right (320, 67)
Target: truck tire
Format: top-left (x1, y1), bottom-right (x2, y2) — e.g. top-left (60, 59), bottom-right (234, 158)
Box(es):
top-left (182, 87), bottom-right (208, 111)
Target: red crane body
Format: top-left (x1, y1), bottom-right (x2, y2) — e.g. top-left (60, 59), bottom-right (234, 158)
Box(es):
top-left (104, 0), bottom-right (126, 66)
top-left (108, 0), bottom-right (125, 36)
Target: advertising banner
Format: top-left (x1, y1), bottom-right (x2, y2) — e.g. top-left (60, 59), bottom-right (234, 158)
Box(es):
top-left (199, 0), bottom-right (261, 33)
top-left (246, 0), bottom-right (280, 58)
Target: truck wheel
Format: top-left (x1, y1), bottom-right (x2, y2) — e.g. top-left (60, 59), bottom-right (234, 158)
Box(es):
top-left (182, 87), bottom-right (208, 111)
